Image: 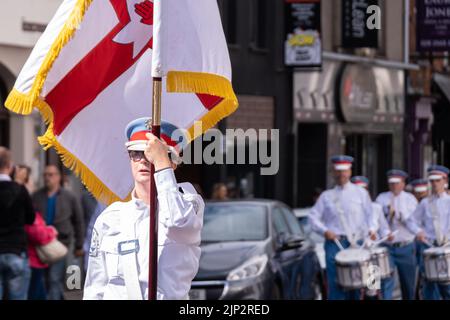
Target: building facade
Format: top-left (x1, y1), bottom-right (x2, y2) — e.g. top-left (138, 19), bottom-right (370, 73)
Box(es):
top-left (0, 0), bottom-right (62, 188)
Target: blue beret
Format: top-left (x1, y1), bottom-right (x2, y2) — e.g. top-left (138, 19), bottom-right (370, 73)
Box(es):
top-left (330, 155), bottom-right (354, 164)
top-left (386, 169), bottom-right (408, 179)
top-left (410, 178), bottom-right (428, 186)
top-left (427, 165), bottom-right (450, 176)
top-left (351, 176), bottom-right (369, 185)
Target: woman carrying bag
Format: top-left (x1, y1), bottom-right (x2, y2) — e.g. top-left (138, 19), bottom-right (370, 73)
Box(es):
top-left (25, 212), bottom-right (66, 300)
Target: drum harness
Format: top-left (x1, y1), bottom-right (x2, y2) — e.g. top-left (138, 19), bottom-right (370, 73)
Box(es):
top-left (385, 195), bottom-right (413, 246)
top-left (429, 195), bottom-right (449, 248)
top-left (333, 191), bottom-right (399, 252)
top-left (333, 191), bottom-right (360, 250)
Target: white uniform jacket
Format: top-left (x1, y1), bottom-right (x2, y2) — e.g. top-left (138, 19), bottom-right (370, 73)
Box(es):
top-left (309, 182), bottom-right (376, 240)
top-left (83, 168), bottom-right (204, 300)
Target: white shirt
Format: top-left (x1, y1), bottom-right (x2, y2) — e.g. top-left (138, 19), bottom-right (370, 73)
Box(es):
top-left (372, 202), bottom-right (391, 239)
top-left (411, 192), bottom-right (450, 242)
top-left (309, 182), bottom-right (376, 240)
top-left (375, 191), bottom-right (418, 243)
top-left (83, 168), bottom-right (204, 300)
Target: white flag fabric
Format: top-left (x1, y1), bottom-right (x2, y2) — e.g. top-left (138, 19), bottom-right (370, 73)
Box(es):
top-left (5, 0), bottom-right (238, 204)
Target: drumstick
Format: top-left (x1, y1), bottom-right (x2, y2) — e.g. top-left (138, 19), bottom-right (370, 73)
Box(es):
top-left (373, 230), bottom-right (399, 247)
top-left (334, 238), bottom-right (345, 251)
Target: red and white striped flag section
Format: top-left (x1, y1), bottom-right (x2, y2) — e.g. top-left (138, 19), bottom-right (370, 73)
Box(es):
top-left (5, 0), bottom-right (238, 204)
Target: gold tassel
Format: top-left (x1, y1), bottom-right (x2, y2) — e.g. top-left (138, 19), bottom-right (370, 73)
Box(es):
top-left (167, 71), bottom-right (239, 141)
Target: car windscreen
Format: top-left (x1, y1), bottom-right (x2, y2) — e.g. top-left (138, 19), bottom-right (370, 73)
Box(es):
top-left (202, 203), bottom-right (268, 242)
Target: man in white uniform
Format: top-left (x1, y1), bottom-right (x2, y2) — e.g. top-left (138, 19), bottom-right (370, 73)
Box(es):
top-left (309, 155), bottom-right (377, 300)
top-left (351, 175), bottom-right (391, 300)
top-left (84, 118), bottom-right (204, 300)
top-left (412, 165), bottom-right (450, 300)
top-left (375, 169), bottom-right (419, 300)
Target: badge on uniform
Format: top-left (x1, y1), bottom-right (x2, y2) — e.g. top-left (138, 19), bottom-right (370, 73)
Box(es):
top-left (89, 228), bottom-right (100, 257)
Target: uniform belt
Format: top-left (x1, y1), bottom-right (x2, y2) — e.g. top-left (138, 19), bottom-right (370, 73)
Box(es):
top-left (336, 235), bottom-right (363, 242)
top-left (387, 240), bottom-right (414, 248)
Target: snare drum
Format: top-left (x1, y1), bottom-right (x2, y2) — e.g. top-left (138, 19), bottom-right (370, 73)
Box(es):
top-left (423, 247), bottom-right (450, 283)
top-left (369, 246), bottom-right (392, 279)
top-left (335, 248), bottom-right (371, 290)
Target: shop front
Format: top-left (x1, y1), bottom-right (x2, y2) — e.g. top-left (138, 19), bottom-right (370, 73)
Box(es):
top-left (293, 60), bottom-right (405, 206)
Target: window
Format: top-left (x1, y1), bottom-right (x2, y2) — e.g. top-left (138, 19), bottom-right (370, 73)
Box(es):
top-left (202, 203), bottom-right (268, 242)
top-left (251, 0), bottom-right (268, 49)
top-left (280, 207), bottom-right (304, 237)
top-left (218, 0), bottom-right (238, 45)
top-left (272, 207), bottom-right (291, 236)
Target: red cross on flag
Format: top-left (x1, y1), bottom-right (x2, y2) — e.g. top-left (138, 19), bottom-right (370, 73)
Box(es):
top-left (5, 0), bottom-right (238, 204)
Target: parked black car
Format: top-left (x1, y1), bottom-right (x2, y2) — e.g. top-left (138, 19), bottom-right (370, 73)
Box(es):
top-left (189, 200), bottom-right (325, 300)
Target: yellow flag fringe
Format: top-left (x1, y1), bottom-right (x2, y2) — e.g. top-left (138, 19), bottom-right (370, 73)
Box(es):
top-left (4, 2), bottom-right (238, 205)
top-left (4, 0), bottom-right (94, 115)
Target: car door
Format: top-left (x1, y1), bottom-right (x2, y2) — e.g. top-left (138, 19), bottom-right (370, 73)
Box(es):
top-left (280, 206), bottom-right (316, 298)
top-left (271, 206), bottom-right (299, 298)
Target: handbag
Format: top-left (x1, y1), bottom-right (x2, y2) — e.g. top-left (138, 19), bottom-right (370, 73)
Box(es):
top-left (36, 238), bottom-right (68, 264)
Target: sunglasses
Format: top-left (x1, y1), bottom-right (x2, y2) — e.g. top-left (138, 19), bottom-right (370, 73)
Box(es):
top-left (128, 150), bottom-right (148, 162)
top-left (128, 150), bottom-right (182, 165)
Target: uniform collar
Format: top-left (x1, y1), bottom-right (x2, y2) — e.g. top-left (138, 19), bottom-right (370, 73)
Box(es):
top-left (389, 190), bottom-right (404, 198)
top-left (131, 189), bottom-right (149, 210)
top-left (336, 181), bottom-right (351, 190)
top-left (431, 191), bottom-right (449, 200)
top-left (0, 174), bottom-right (12, 182)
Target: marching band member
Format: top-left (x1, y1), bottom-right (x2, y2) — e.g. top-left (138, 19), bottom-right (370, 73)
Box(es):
top-left (351, 176), bottom-right (391, 300)
top-left (411, 165), bottom-right (450, 300)
top-left (411, 179), bottom-right (430, 203)
top-left (84, 118), bottom-right (204, 300)
top-left (309, 156), bottom-right (377, 300)
top-left (410, 178), bottom-right (431, 292)
top-left (375, 170), bottom-right (419, 300)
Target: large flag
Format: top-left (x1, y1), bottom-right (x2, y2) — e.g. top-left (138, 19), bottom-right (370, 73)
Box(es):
top-left (5, 0), bottom-right (238, 204)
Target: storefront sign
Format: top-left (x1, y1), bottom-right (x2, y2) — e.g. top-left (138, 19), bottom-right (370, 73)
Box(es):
top-left (342, 0), bottom-right (379, 48)
top-left (336, 64), bottom-right (378, 122)
top-left (416, 0), bottom-right (450, 52)
top-left (284, 0), bottom-right (322, 68)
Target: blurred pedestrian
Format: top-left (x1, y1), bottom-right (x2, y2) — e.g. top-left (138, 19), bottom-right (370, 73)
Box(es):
top-left (211, 183), bottom-right (228, 201)
top-left (32, 165), bottom-right (84, 300)
top-left (0, 147), bottom-right (35, 300)
top-left (24, 212), bottom-right (58, 300)
top-left (13, 164), bottom-right (34, 194)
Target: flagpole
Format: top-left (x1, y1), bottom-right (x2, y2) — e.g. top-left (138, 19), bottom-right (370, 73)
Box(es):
top-left (149, 77), bottom-right (162, 300)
